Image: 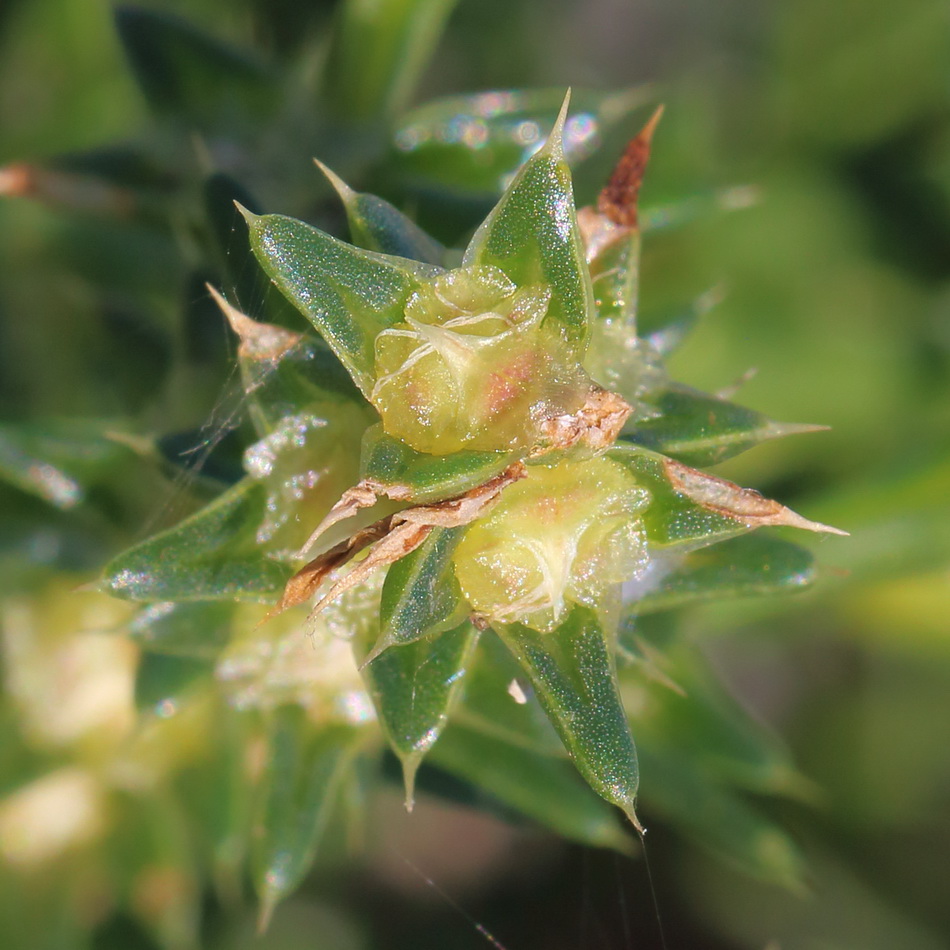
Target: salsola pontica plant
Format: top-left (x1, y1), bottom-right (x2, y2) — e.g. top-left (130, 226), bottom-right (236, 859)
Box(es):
top-left (0, 6), bottom-right (846, 941)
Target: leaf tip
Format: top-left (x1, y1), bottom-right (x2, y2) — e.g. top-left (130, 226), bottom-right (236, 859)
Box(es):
top-left (313, 158), bottom-right (355, 204)
top-left (597, 104), bottom-right (664, 227)
top-left (543, 88), bottom-right (573, 158)
top-left (234, 200), bottom-right (259, 228)
top-left (401, 754), bottom-right (422, 812)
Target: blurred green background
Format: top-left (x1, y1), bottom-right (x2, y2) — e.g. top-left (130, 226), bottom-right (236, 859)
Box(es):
top-left (1, 0), bottom-right (948, 948)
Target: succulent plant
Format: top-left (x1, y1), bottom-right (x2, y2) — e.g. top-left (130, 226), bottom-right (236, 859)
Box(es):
top-left (0, 3), bottom-right (852, 946)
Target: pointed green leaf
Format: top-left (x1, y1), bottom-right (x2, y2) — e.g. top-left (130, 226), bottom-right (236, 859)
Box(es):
top-left (636, 745), bottom-right (806, 890)
top-left (318, 161), bottom-right (445, 265)
top-left (628, 533), bottom-right (817, 616)
top-left (102, 479), bottom-right (292, 602)
top-left (390, 88), bottom-right (651, 197)
top-left (252, 709), bottom-right (362, 927)
top-left (359, 622), bottom-right (480, 807)
top-left (464, 99), bottom-right (592, 351)
top-left (245, 212), bottom-right (442, 398)
top-left (115, 7), bottom-right (275, 127)
top-left (359, 424), bottom-right (514, 503)
top-left (608, 445), bottom-right (751, 551)
top-left (323, 0), bottom-right (459, 120)
top-left (431, 722), bottom-right (634, 853)
top-left (494, 606), bottom-right (641, 827)
top-left (622, 384), bottom-right (825, 467)
top-left (127, 601), bottom-right (236, 659)
top-left (377, 528), bottom-right (467, 652)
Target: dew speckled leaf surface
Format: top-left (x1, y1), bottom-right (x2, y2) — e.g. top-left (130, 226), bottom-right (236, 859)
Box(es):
top-left (628, 533), bottom-right (816, 615)
top-left (360, 621), bottom-right (479, 805)
top-left (623, 385), bottom-right (821, 467)
top-left (102, 479), bottom-right (291, 602)
top-left (494, 605), bottom-right (641, 825)
top-left (464, 108), bottom-right (593, 351)
top-left (134, 652), bottom-right (213, 713)
top-left (431, 721), bottom-right (634, 852)
top-left (252, 709), bottom-right (363, 927)
top-left (246, 212), bottom-right (442, 398)
top-left (376, 527), bottom-right (466, 653)
top-left (360, 425), bottom-right (515, 503)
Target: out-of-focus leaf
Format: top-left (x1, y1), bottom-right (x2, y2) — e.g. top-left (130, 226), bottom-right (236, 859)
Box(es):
top-left (251, 709), bottom-right (362, 929)
top-left (318, 161), bottom-right (445, 265)
top-left (323, 0), bottom-right (459, 121)
top-left (495, 606), bottom-right (641, 827)
top-left (637, 745), bottom-right (806, 891)
top-left (127, 601), bottom-right (236, 659)
top-left (622, 384), bottom-right (824, 467)
top-left (376, 528), bottom-right (466, 655)
top-left (359, 424), bottom-right (514, 503)
top-left (0, 420), bottom-right (131, 510)
top-left (639, 185), bottom-right (761, 236)
top-left (245, 211), bottom-right (442, 398)
top-left (431, 722), bottom-right (634, 853)
top-left (621, 646), bottom-right (813, 798)
top-left (115, 7), bottom-right (276, 128)
top-left (135, 653), bottom-right (213, 714)
top-left (464, 97), bottom-right (592, 351)
top-left (626, 533), bottom-right (816, 615)
top-left (360, 621), bottom-right (480, 806)
top-left (641, 286), bottom-right (723, 356)
top-left (101, 479), bottom-right (292, 602)
top-left (389, 88), bottom-right (651, 197)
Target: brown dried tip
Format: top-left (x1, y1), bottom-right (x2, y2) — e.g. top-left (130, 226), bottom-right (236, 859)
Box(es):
top-left (207, 284), bottom-right (302, 362)
top-left (664, 458), bottom-right (849, 536)
top-left (597, 105), bottom-right (664, 228)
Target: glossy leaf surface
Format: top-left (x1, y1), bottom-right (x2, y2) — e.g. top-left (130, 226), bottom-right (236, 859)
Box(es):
top-left (246, 212), bottom-right (442, 398)
top-left (360, 622), bottom-right (479, 805)
top-left (464, 101), bottom-right (592, 350)
top-left (359, 425), bottom-right (514, 503)
top-left (495, 606), bottom-right (641, 826)
top-left (102, 479), bottom-right (291, 602)
top-left (377, 528), bottom-right (466, 652)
